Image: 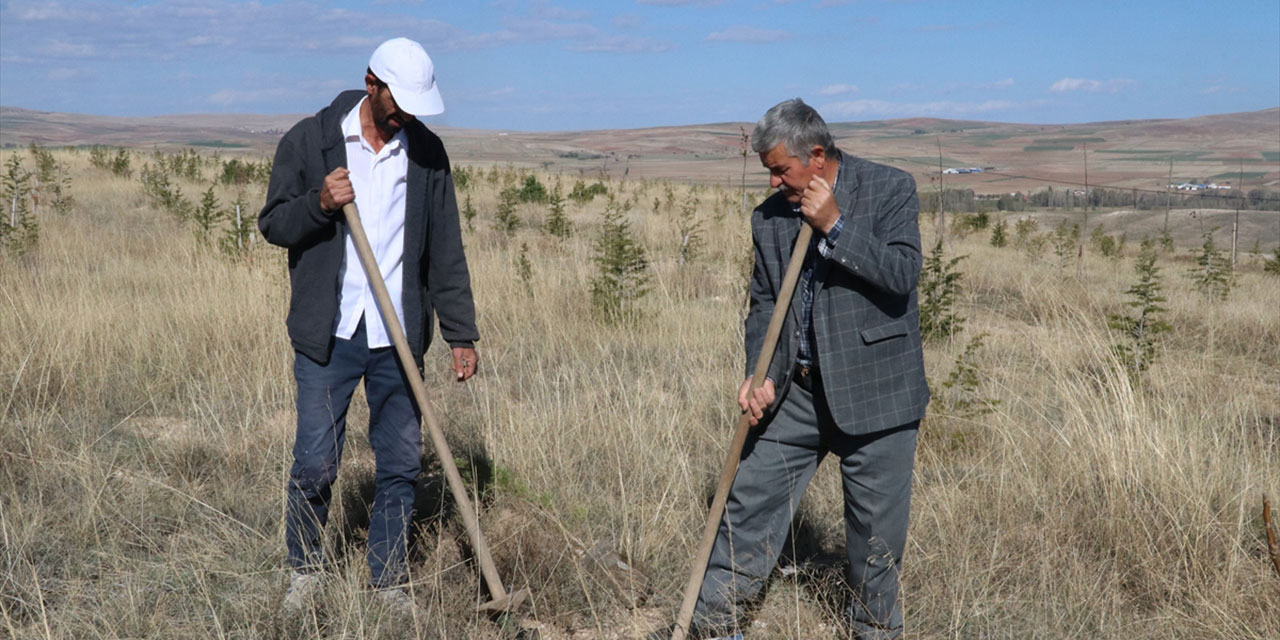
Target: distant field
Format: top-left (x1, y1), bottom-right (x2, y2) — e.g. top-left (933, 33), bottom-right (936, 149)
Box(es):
top-left (188, 139), bottom-right (248, 148)
top-left (1033, 137), bottom-right (1107, 144)
top-left (1, 105), bottom-right (1276, 196)
top-left (1208, 171), bottom-right (1268, 179)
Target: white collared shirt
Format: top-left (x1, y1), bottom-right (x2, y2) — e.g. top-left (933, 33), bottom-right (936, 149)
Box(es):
top-left (334, 97), bottom-right (409, 348)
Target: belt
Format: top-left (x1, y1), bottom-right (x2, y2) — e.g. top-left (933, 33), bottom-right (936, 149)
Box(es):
top-left (792, 362), bottom-right (818, 392)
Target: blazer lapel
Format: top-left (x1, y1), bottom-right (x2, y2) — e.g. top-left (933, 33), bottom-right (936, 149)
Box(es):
top-left (775, 213), bottom-right (806, 329)
top-left (810, 151), bottom-right (857, 302)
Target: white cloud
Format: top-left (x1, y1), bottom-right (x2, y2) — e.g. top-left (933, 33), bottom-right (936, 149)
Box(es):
top-left (706, 26), bottom-right (791, 43)
top-left (48, 67), bottom-right (84, 81)
top-left (613, 13), bottom-right (643, 29)
top-left (572, 35), bottom-right (675, 53)
top-left (1049, 77), bottom-right (1134, 93)
top-left (985, 78), bottom-right (1015, 90)
top-left (818, 83), bottom-right (859, 96)
top-left (1198, 85), bottom-right (1246, 95)
top-left (638, 0), bottom-right (725, 5)
top-left (500, 17), bottom-right (599, 40)
top-left (819, 98), bottom-right (1019, 118)
top-left (0, 0), bottom-right (545, 63)
top-left (39, 40), bottom-right (96, 57)
top-left (530, 1), bottom-right (591, 20)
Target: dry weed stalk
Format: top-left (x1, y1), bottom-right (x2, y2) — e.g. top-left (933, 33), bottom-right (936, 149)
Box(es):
top-left (1266, 494), bottom-right (1280, 578)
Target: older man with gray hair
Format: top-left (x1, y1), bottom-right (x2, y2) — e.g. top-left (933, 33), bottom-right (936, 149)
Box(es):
top-left (692, 98), bottom-right (930, 639)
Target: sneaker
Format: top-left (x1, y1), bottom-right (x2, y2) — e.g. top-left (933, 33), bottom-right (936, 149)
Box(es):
top-left (375, 586), bottom-right (420, 616)
top-left (280, 570), bottom-right (322, 614)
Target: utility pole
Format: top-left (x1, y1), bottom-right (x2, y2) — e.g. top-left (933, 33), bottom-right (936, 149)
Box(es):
top-left (1078, 143), bottom-right (1088, 278)
top-left (935, 136), bottom-right (945, 251)
top-left (1231, 161), bottom-right (1242, 271)
top-left (1163, 160), bottom-right (1173, 245)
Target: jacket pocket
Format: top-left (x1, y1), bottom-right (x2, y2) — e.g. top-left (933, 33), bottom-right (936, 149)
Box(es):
top-left (860, 318), bottom-right (911, 344)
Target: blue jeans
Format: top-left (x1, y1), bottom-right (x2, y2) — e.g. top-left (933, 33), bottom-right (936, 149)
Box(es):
top-left (285, 318), bottom-right (422, 588)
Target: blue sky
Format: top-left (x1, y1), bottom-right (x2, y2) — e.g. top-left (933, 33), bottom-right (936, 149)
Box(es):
top-left (1, 0), bottom-right (1277, 131)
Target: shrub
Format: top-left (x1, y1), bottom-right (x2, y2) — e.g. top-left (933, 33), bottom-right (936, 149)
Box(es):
top-left (569, 180), bottom-right (608, 203)
top-left (517, 175), bottom-right (548, 204)
top-left (453, 165), bottom-right (473, 191)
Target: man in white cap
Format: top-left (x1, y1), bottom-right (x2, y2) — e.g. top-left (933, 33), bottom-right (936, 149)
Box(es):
top-left (259, 37), bottom-right (478, 613)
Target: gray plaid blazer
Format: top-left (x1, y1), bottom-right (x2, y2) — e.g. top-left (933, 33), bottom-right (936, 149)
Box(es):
top-left (745, 149), bottom-right (930, 435)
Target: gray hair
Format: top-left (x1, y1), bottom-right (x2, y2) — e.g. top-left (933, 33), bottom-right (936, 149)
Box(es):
top-left (750, 98), bottom-right (835, 165)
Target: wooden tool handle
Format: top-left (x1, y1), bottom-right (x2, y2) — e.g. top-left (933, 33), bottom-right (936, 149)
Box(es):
top-left (671, 223), bottom-right (814, 640)
top-left (341, 202), bottom-right (510, 601)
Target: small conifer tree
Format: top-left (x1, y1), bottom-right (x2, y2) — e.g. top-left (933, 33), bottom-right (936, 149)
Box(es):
top-left (461, 193), bottom-right (477, 231)
top-left (515, 242), bottom-right (534, 296)
top-left (494, 186), bottom-right (520, 237)
top-left (1186, 229), bottom-right (1233, 300)
top-left (1262, 248), bottom-right (1280, 276)
top-left (1051, 220), bottom-right (1080, 267)
top-left (1157, 227), bottom-right (1175, 253)
top-left (220, 192), bottom-right (253, 257)
top-left (918, 239), bottom-right (966, 342)
top-left (590, 196), bottom-right (651, 322)
top-left (940, 333), bottom-right (999, 417)
top-left (192, 186), bottom-right (222, 247)
top-left (676, 199), bottom-right (704, 265)
top-left (989, 219), bottom-right (1007, 247)
top-left (542, 180), bottom-right (571, 239)
top-left (1, 155), bottom-right (39, 256)
top-left (1108, 238), bottom-right (1171, 380)
top-left (517, 175), bottom-right (548, 203)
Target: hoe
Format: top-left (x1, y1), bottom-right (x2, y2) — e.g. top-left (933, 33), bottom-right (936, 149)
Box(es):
top-left (670, 224), bottom-right (814, 640)
top-left (342, 202), bottom-right (531, 616)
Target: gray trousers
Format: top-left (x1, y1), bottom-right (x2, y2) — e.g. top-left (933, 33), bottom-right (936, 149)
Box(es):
top-left (694, 379), bottom-right (919, 640)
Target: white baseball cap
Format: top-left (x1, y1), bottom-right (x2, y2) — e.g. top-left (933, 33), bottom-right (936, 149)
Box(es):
top-left (368, 37), bottom-right (443, 117)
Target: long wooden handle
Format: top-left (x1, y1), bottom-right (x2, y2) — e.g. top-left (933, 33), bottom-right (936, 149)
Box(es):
top-left (341, 202), bottom-right (509, 601)
top-left (671, 224), bottom-right (814, 640)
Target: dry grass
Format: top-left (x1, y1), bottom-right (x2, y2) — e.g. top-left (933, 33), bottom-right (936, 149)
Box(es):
top-left (1, 149), bottom-right (1277, 639)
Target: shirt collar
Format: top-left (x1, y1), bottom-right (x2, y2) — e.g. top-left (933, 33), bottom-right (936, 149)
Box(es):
top-left (341, 96), bottom-right (406, 154)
